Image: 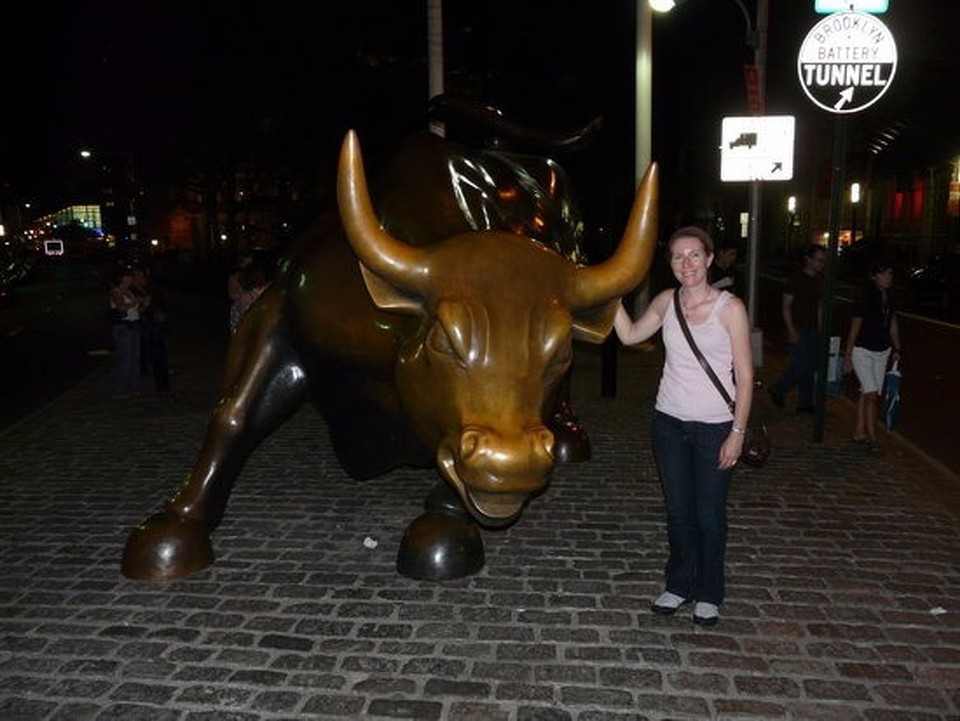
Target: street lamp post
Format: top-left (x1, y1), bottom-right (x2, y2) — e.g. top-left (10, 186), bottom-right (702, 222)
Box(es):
top-left (849, 181), bottom-right (860, 246)
top-left (785, 194), bottom-right (798, 254)
top-left (427, 0), bottom-right (445, 138)
top-left (600, 0), bottom-right (662, 398)
top-left (644, 0), bottom-right (768, 365)
top-left (732, 0), bottom-right (768, 366)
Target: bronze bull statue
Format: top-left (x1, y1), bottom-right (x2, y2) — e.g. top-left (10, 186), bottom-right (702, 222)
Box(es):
top-left (122, 129), bottom-right (658, 582)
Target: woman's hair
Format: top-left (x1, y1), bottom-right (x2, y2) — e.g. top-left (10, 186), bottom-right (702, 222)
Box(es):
top-left (239, 264), bottom-right (267, 292)
top-left (668, 226), bottom-right (714, 255)
top-left (867, 260), bottom-right (893, 276)
top-left (111, 265), bottom-right (134, 287)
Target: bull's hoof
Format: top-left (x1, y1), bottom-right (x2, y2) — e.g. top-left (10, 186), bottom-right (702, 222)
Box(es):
top-left (550, 414), bottom-right (591, 464)
top-left (396, 510), bottom-right (485, 580)
top-left (397, 484), bottom-right (485, 580)
top-left (121, 511), bottom-right (214, 581)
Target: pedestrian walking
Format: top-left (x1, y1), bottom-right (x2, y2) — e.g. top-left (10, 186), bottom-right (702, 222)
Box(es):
top-left (229, 262), bottom-right (268, 333)
top-left (709, 242), bottom-right (738, 293)
top-left (133, 263), bottom-right (171, 393)
top-left (769, 243), bottom-right (826, 413)
top-left (613, 225), bottom-right (754, 627)
top-left (843, 261), bottom-right (901, 452)
top-left (108, 265), bottom-right (143, 399)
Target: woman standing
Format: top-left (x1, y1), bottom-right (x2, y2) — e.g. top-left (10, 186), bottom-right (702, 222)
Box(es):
top-left (614, 226), bottom-right (753, 626)
top-left (842, 261), bottom-right (901, 452)
top-left (109, 266), bottom-right (143, 399)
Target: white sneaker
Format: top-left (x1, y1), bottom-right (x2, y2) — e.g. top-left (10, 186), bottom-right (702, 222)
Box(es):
top-left (651, 591), bottom-right (688, 615)
top-left (693, 602), bottom-right (719, 626)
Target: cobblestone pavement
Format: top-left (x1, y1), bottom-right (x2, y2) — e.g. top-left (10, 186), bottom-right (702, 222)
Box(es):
top-left (2, 291), bottom-right (959, 721)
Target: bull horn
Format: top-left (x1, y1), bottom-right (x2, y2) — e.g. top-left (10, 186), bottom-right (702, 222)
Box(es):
top-left (569, 162), bottom-right (658, 310)
top-left (337, 130), bottom-right (432, 291)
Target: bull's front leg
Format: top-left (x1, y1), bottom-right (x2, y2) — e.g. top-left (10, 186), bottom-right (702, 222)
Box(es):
top-left (548, 367), bottom-right (590, 464)
top-left (122, 300), bottom-right (307, 581)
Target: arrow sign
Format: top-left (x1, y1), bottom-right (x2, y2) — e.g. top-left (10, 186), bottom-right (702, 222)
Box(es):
top-left (798, 12), bottom-right (897, 115)
top-left (834, 87), bottom-right (855, 110)
top-left (720, 116), bottom-right (795, 182)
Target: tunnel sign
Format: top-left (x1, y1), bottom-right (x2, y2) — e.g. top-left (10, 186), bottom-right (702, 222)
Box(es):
top-left (797, 11), bottom-right (897, 114)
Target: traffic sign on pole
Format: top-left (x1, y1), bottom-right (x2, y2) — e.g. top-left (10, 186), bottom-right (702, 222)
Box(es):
top-left (720, 116), bottom-right (795, 182)
top-left (815, 0), bottom-right (888, 13)
top-left (797, 11), bottom-right (897, 114)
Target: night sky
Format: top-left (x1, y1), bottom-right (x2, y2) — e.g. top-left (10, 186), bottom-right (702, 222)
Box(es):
top-left (2, 1), bottom-right (953, 225)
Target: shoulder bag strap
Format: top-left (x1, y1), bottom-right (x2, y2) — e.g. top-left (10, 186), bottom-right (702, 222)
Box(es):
top-left (673, 289), bottom-right (735, 413)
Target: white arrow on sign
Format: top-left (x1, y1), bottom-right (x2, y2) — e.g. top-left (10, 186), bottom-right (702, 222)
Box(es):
top-left (834, 88), bottom-right (855, 110)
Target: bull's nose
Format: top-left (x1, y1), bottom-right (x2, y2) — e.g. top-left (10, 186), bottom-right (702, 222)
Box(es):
top-left (458, 425), bottom-right (554, 485)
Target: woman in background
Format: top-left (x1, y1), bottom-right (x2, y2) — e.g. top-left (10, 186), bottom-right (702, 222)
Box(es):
top-left (843, 261), bottom-right (901, 453)
top-left (109, 265), bottom-right (143, 398)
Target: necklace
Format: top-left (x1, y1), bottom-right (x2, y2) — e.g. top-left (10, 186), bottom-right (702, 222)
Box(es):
top-left (680, 288), bottom-right (716, 315)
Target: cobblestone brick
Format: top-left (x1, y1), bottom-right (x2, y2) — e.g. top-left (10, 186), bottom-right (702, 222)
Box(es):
top-left (366, 697), bottom-right (443, 719)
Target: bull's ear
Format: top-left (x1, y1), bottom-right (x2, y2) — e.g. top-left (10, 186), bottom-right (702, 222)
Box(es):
top-left (571, 299), bottom-right (619, 343)
top-left (359, 263), bottom-right (425, 314)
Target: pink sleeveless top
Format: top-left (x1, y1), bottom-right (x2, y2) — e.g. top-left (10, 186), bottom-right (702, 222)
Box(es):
top-left (656, 290), bottom-right (736, 423)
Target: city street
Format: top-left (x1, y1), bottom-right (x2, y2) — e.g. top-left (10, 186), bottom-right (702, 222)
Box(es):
top-left (2, 268), bottom-right (958, 720)
top-left (0, 260), bottom-right (112, 429)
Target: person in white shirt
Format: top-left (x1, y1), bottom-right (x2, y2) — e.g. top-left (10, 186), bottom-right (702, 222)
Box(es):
top-left (109, 265), bottom-right (143, 398)
top-left (613, 226), bottom-right (753, 626)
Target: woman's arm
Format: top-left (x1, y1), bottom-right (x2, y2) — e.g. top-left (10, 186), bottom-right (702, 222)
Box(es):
top-left (726, 297), bottom-right (753, 427)
top-left (781, 292), bottom-right (798, 343)
top-left (613, 290), bottom-right (670, 347)
top-left (889, 313), bottom-right (901, 358)
top-left (843, 316), bottom-right (863, 373)
top-left (110, 288), bottom-right (133, 310)
top-left (721, 296), bottom-right (753, 469)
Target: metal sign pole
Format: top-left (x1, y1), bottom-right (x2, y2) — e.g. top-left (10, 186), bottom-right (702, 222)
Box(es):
top-left (812, 114), bottom-right (848, 443)
top-left (797, 10), bottom-right (896, 442)
top-left (747, 0), bottom-right (768, 367)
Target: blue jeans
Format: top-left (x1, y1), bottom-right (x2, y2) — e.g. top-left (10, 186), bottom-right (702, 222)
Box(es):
top-left (771, 328), bottom-right (820, 408)
top-left (652, 410), bottom-right (733, 606)
top-left (111, 322), bottom-right (141, 396)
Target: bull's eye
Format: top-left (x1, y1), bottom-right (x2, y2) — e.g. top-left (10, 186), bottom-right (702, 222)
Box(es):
top-left (428, 322), bottom-right (453, 355)
top-left (427, 321), bottom-right (466, 366)
top-left (429, 301), bottom-right (474, 367)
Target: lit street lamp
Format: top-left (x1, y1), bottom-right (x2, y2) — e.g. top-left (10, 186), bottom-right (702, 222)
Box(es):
top-left (785, 194), bottom-right (799, 253)
top-left (849, 181), bottom-right (861, 246)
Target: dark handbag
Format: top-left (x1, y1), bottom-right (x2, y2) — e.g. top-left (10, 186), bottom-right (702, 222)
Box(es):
top-left (673, 291), bottom-right (771, 467)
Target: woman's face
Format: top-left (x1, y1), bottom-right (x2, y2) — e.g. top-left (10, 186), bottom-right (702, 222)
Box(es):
top-left (873, 268), bottom-right (894, 289)
top-left (668, 235), bottom-right (712, 286)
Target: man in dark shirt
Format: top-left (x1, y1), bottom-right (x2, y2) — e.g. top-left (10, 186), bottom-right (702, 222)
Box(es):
top-left (709, 243), bottom-right (739, 294)
top-left (769, 244), bottom-right (826, 412)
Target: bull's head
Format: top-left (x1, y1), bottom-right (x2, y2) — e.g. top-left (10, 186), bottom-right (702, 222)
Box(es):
top-left (337, 130), bottom-right (657, 526)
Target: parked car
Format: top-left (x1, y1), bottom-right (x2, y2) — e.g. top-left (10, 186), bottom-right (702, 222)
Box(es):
top-left (909, 252), bottom-right (960, 316)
